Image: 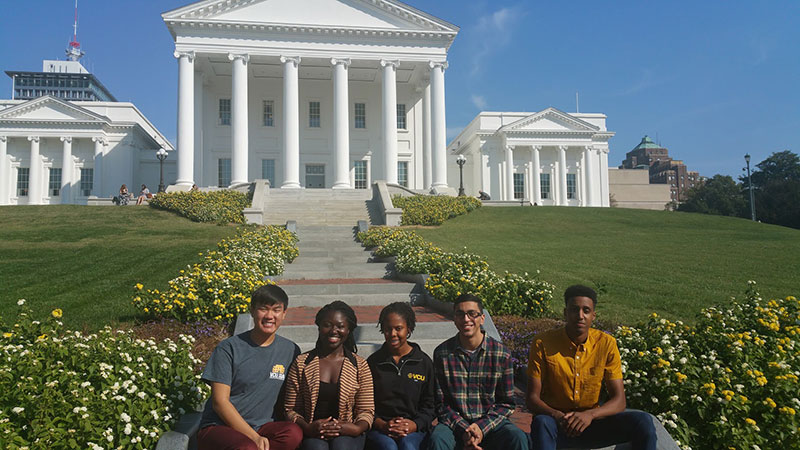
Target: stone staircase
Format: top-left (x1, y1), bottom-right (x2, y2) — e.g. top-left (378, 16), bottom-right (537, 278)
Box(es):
top-left (259, 189), bottom-right (378, 226)
top-left (237, 225), bottom-right (457, 357)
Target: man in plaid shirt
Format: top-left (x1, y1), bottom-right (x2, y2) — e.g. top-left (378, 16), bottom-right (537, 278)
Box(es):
top-left (429, 293), bottom-right (529, 450)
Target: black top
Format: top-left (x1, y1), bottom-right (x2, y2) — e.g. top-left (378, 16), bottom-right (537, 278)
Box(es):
top-left (313, 381), bottom-right (340, 420)
top-left (366, 342), bottom-right (436, 432)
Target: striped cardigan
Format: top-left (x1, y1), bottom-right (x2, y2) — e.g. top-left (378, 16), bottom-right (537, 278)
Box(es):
top-left (284, 348), bottom-right (375, 427)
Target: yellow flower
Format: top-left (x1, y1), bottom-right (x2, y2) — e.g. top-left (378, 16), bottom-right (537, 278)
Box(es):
top-left (51, 308), bottom-right (63, 319)
top-left (2, 332), bottom-right (12, 338)
top-left (37, 334), bottom-right (47, 341)
top-left (779, 407), bottom-right (796, 415)
top-left (676, 372), bottom-right (687, 383)
top-left (745, 418), bottom-right (757, 426)
top-left (135, 283), bottom-right (143, 290)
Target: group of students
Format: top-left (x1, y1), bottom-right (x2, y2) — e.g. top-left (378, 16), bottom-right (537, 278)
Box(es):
top-left (198, 284), bottom-right (659, 450)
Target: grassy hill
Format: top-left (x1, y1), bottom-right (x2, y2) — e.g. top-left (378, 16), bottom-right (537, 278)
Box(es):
top-left (0, 206), bottom-right (236, 330)
top-left (414, 207), bottom-right (800, 325)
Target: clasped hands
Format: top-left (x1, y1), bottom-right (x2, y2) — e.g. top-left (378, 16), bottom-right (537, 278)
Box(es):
top-left (307, 417), bottom-right (360, 439)
top-left (462, 423), bottom-right (484, 450)
top-left (557, 410), bottom-right (593, 437)
top-left (379, 417), bottom-right (417, 438)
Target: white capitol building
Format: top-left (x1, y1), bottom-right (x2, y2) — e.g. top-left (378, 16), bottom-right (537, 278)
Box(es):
top-left (0, 0), bottom-right (614, 206)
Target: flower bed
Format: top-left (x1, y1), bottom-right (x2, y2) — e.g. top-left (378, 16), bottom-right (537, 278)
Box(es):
top-left (133, 225), bottom-right (298, 322)
top-left (357, 227), bottom-right (553, 318)
top-left (149, 190), bottom-right (251, 224)
top-left (0, 301), bottom-right (208, 449)
top-left (391, 194), bottom-right (481, 226)
top-left (617, 283), bottom-right (800, 449)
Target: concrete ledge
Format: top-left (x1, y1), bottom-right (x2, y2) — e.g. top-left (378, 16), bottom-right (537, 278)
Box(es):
top-left (373, 181), bottom-right (402, 226)
top-left (482, 200), bottom-right (531, 207)
top-left (155, 411), bottom-right (202, 450)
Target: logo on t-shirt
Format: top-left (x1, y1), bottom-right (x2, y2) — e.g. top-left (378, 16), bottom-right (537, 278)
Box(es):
top-left (269, 364), bottom-right (286, 380)
top-left (407, 372), bottom-right (426, 382)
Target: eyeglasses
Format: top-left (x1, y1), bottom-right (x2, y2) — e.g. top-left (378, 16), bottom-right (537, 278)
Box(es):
top-left (454, 310), bottom-right (482, 319)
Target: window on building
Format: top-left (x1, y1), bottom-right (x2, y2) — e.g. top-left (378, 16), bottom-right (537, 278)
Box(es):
top-left (309, 101), bottom-right (321, 128)
top-left (513, 173), bottom-right (525, 200)
top-left (219, 99), bottom-right (231, 125)
top-left (540, 173), bottom-right (551, 199)
top-left (398, 161), bottom-right (408, 187)
top-left (49, 168), bottom-right (62, 197)
top-left (354, 161), bottom-right (367, 189)
top-left (261, 159), bottom-right (275, 187)
top-left (396, 104), bottom-right (407, 130)
top-left (567, 173), bottom-right (576, 199)
top-left (218, 159), bottom-right (232, 187)
top-left (263, 100), bottom-right (274, 127)
top-left (80, 168), bottom-right (93, 196)
top-left (17, 168), bottom-right (30, 197)
top-left (354, 103), bottom-right (366, 129)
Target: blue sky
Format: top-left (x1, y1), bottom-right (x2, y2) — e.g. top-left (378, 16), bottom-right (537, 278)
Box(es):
top-left (1, 0), bottom-right (798, 177)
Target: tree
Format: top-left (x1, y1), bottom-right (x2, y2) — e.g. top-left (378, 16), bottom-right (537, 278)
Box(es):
top-left (747, 151), bottom-right (800, 229)
top-left (678, 175), bottom-right (747, 217)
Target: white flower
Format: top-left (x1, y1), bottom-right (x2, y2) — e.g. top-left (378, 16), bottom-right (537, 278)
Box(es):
top-left (120, 412), bottom-right (131, 423)
top-left (651, 397), bottom-right (659, 403)
top-left (17, 299), bottom-right (25, 306)
top-left (11, 407), bottom-right (24, 414)
top-left (123, 423), bottom-right (132, 435)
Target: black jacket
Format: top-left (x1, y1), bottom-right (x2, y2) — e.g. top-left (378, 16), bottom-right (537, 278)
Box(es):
top-left (367, 342), bottom-right (436, 433)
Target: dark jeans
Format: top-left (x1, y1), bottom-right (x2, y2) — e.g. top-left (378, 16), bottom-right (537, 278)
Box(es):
top-left (301, 433), bottom-right (366, 450)
top-left (198, 421), bottom-right (303, 450)
top-left (428, 420), bottom-right (529, 450)
top-left (530, 410), bottom-right (656, 450)
top-left (366, 430), bottom-right (426, 450)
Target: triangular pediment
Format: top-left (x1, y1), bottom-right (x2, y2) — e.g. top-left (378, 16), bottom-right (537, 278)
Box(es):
top-left (0, 96), bottom-right (108, 123)
top-left (499, 108), bottom-right (599, 133)
top-left (163, 0), bottom-right (458, 32)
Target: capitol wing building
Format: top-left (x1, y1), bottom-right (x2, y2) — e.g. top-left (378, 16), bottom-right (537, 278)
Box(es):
top-left (164, 0), bottom-right (458, 191)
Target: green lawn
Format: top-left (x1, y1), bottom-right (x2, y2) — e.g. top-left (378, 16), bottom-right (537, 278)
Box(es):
top-left (0, 206), bottom-right (237, 330)
top-left (414, 207), bottom-right (800, 325)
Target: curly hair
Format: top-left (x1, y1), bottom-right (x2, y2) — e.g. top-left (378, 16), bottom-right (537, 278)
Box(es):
top-left (315, 300), bottom-right (358, 354)
top-left (377, 302), bottom-right (416, 335)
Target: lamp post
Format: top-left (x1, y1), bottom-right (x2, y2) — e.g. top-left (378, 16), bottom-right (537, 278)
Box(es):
top-left (744, 153), bottom-right (756, 221)
top-left (156, 148), bottom-right (168, 193)
top-left (456, 154), bottom-right (466, 196)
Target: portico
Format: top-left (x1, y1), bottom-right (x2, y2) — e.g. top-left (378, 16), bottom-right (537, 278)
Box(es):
top-left (163, 0), bottom-right (458, 191)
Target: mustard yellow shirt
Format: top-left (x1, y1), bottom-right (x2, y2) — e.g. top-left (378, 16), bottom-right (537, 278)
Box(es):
top-left (527, 327), bottom-right (622, 412)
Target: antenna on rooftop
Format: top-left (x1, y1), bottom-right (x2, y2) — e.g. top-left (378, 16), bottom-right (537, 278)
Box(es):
top-left (66, 0), bottom-right (84, 61)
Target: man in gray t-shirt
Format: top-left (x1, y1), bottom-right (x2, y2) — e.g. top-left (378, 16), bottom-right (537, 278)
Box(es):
top-left (198, 285), bottom-right (303, 450)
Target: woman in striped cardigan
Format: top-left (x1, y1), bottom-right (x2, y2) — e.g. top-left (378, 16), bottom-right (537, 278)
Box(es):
top-left (284, 301), bottom-right (375, 450)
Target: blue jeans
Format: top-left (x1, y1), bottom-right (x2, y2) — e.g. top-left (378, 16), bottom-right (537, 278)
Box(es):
top-left (427, 420), bottom-right (529, 450)
top-left (301, 434), bottom-right (366, 450)
top-left (530, 410), bottom-right (656, 450)
top-left (366, 430), bottom-right (426, 450)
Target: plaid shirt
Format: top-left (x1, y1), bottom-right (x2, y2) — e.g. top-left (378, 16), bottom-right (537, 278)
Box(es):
top-left (433, 332), bottom-right (515, 436)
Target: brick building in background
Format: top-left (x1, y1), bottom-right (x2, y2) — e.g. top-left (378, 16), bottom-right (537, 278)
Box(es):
top-left (620, 135), bottom-right (700, 203)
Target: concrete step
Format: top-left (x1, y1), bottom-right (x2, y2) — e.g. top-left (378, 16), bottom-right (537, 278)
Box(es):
top-left (281, 282), bottom-right (416, 296)
top-left (291, 255), bottom-right (372, 264)
top-left (286, 292), bottom-right (416, 307)
top-left (296, 249), bottom-right (373, 258)
top-left (278, 268), bottom-right (391, 280)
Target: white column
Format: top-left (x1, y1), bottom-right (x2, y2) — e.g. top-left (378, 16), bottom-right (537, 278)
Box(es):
top-left (600, 148), bottom-right (610, 207)
top-left (505, 145), bottom-right (514, 201)
top-left (550, 163), bottom-right (558, 204)
top-left (280, 56), bottom-right (301, 188)
top-left (174, 51), bottom-right (195, 186)
top-left (92, 137), bottom-right (105, 197)
top-left (558, 145), bottom-right (568, 206)
top-left (531, 145), bottom-right (541, 205)
top-left (60, 136), bottom-right (73, 204)
top-left (584, 146), bottom-right (594, 206)
top-left (0, 136), bottom-right (7, 205)
top-left (422, 84), bottom-right (432, 190)
top-left (229, 53), bottom-right (249, 186)
top-left (430, 61), bottom-right (448, 189)
top-left (331, 58), bottom-right (351, 189)
top-left (578, 160), bottom-right (586, 207)
top-left (28, 136), bottom-right (43, 204)
top-left (381, 59), bottom-right (399, 184)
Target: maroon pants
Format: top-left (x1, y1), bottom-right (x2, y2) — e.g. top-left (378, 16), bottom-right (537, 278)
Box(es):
top-left (198, 421), bottom-right (303, 450)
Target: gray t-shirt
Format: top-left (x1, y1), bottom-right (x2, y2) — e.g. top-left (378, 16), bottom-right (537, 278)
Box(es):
top-left (200, 332), bottom-right (300, 430)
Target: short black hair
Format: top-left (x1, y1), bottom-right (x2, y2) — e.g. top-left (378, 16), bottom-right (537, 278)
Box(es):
top-left (453, 293), bottom-right (483, 312)
top-left (378, 302), bottom-right (416, 334)
top-left (251, 284), bottom-right (289, 309)
top-left (564, 284), bottom-right (597, 306)
top-left (315, 301), bottom-right (358, 354)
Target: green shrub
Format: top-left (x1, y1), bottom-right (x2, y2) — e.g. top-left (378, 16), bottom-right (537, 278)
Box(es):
top-left (133, 226), bottom-right (298, 322)
top-left (392, 195), bottom-right (481, 225)
top-left (0, 302), bottom-right (208, 449)
top-left (617, 283), bottom-right (800, 449)
top-left (149, 190), bottom-right (251, 224)
top-left (358, 227), bottom-right (553, 319)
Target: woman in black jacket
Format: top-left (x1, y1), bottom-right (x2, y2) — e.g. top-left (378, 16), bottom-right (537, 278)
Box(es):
top-left (366, 302), bottom-right (435, 450)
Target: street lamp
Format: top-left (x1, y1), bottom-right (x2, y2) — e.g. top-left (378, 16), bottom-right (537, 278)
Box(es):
top-left (156, 148), bottom-right (168, 193)
top-left (744, 154), bottom-right (756, 221)
top-left (456, 154), bottom-right (467, 196)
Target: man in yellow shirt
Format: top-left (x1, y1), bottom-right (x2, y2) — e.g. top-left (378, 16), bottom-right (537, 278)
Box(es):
top-left (526, 285), bottom-right (656, 450)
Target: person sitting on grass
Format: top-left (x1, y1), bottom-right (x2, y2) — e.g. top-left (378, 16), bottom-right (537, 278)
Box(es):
top-left (197, 284), bottom-right (303, 450)
top-left (429, 293), bottom-right (529, 450)
top-left (366, 302), bottom-right (435, 450)
top-left (526, 284), bottom-right (657, 450)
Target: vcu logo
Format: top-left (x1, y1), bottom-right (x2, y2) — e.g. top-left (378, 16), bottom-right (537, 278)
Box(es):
top-left (270, 364), bottom-right (286, 380)
top-left (407, 373), bottom-right (426, 382)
